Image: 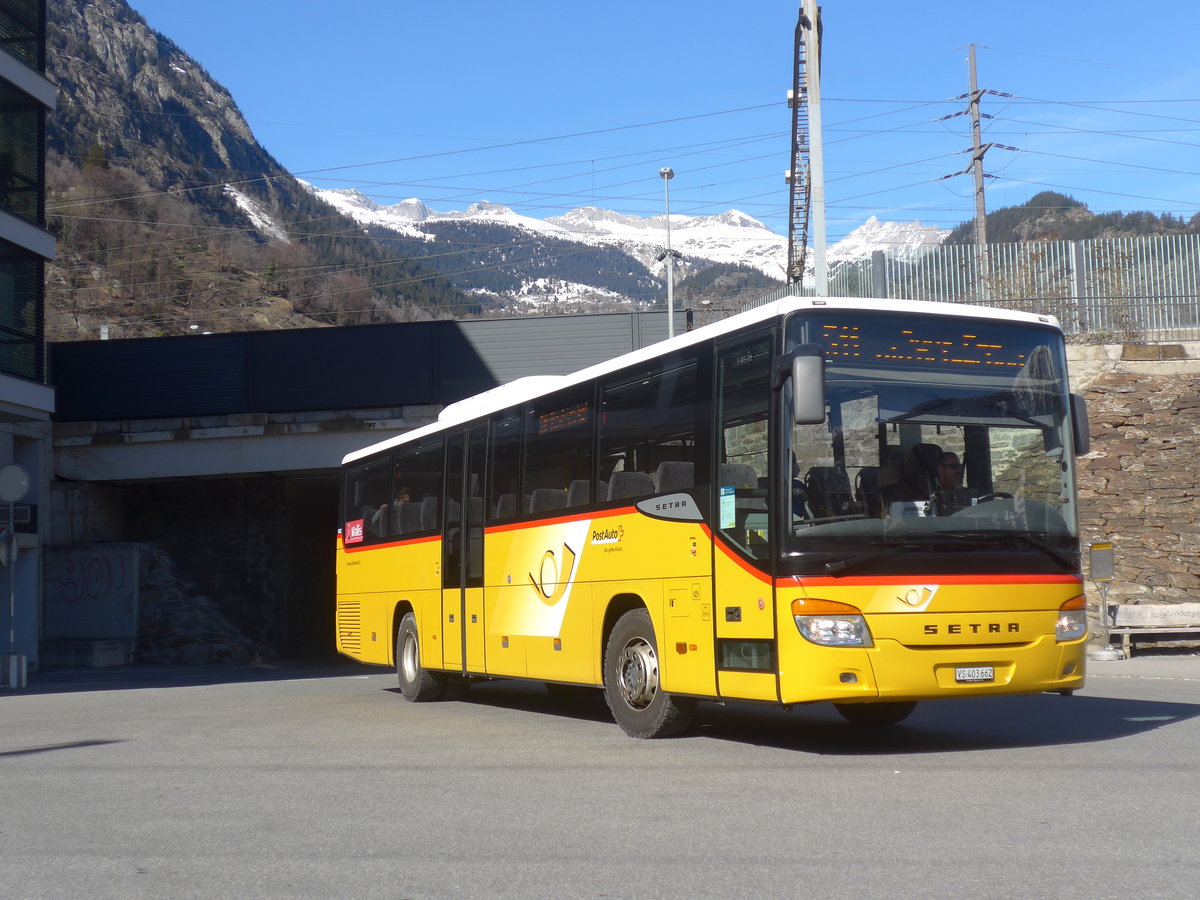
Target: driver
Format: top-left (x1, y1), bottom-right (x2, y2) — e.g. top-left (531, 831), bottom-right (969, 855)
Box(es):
top-left (936, 453), bottom-right (963, 490)
top-left (935, 452), bottom-right (975, 515)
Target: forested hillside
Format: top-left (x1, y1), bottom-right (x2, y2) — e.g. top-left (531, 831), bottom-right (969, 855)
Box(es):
top-left (43, 0), bottom-right (467, 340)
top-left (945, 191), bottom-right (1200, 245)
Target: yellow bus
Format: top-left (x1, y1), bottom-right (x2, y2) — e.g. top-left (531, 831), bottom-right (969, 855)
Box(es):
top-left (336, 297), bottom-right (1090, 737)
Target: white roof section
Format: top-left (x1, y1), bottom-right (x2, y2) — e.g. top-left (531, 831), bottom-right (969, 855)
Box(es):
top-left (341, 296), bottom-right (1062, 465)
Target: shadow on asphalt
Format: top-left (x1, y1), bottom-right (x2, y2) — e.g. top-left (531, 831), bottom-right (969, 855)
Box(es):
top-left (19, 659), bottom-right (1200, 756)
top-left (12, 657), bottom-right (366, 696)
top-left (415, 678), bottom-right (1200, 755)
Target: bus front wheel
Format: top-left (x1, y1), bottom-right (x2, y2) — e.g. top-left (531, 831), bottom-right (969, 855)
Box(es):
top-left (603, 609), bottom-right (695, 738)
top-left (396, 612), bottom-right (446, 702)
top-left (834, 700), bottom-right (917, 726)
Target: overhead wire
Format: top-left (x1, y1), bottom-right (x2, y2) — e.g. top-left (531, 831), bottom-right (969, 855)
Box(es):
top-left (48, 75), bottom-right (1200, 316)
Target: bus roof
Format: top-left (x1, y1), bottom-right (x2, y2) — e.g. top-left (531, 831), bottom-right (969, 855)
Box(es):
top-left (341, 296), bottom-right (1062, 465)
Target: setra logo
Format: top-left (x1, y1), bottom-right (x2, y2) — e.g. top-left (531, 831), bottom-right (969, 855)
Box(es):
top-left (529, 543), bottom-right (578, 607)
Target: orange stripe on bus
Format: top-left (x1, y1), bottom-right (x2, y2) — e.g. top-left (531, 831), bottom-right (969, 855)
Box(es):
top-left (784, 573), bottom-right (1082, 588)
top-left (341, 534), bottom-right (440, 553)
top-left (485, 505), bottom-right (632, 535)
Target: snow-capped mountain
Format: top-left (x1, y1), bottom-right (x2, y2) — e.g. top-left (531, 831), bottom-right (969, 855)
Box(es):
top-left (313, 187), bottom-right (789, 276)
top-left (827, 216), bottom-right (949, 265)
top-left (310, 186), bottom-right (948, 311)
top-left (318, 187), bottom-right (947, 271)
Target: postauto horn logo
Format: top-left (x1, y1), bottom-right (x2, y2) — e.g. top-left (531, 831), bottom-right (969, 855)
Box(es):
top-left (530, 543), bottom-right (577, 607)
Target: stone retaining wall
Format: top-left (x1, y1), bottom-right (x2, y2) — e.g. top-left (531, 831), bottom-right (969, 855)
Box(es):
top-left (1070, 343), bottom-right (1200, 639)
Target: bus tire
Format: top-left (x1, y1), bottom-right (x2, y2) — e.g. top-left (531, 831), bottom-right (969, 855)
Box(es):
top-left (603, 608), bottom-right (695, 738)
top-left (834, 700), bottom-right (917, 726)
top-left (396, 612), bottom-right (446, 702)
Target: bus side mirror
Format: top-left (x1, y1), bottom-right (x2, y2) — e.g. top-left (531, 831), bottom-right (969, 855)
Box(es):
top-left (792, 344), bottom-right (826, 425)
top-left (1070, 393), bottom-right (1090, 456)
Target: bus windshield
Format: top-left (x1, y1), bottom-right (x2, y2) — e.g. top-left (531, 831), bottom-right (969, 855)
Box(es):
top-left (783, 310), bottom-right (1079, 574)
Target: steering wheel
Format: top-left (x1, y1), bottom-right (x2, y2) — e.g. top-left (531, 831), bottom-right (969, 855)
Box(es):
top-left (977, 492), bottom-right (1013, 503)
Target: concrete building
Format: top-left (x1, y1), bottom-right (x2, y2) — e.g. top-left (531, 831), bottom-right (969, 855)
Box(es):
top-left (0, 0), bottom-right (55, 680)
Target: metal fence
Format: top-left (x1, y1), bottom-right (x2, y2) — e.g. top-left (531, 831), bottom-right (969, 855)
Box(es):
top-left (735, 234), bottom-right (1200, 343)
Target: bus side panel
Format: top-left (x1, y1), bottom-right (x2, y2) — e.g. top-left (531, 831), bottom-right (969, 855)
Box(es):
top-left (482, 580), bottom-right (528, 678)
top-left (526, 583), bottom-right (594, 683)
top-left (486, 516), bottom-right (600, 685)
top-left (441, 586), bottom-right (462, 670)
top-left (659, 577), bottom-right (716, 697)
top-left (484, 510), bottom-right (713, 690)
top-left (712, 541), bottom-right (778, 701)
top-left (336, 538), bottom-right (442, 667)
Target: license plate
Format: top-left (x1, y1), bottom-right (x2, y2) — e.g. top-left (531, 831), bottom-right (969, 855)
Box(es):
top-left (955, 666), bottom-right (995, 683)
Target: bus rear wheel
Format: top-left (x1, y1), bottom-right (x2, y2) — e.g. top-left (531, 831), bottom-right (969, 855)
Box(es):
top-left (603, 608), bottom-right (695, 738)
top-left (834, 700), bottom-right (917, 726)
top-left (396, 612), bottom-right (446, 702)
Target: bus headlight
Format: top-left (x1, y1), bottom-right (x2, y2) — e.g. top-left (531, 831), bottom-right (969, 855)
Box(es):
top-left (792, 598), bottom-right (873, 647)
top-left (1056, 595), bottom-right (1088, 642)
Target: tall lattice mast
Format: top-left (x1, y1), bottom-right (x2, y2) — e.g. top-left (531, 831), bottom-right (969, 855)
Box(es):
top-left (786, 6), bottom-right (820, 285)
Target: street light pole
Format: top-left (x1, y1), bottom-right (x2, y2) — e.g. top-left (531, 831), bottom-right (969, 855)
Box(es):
top-left (659, 167), bottom-right (675, 339)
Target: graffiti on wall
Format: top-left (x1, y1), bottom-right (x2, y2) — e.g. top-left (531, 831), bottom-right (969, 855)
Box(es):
top-left (44, 544), bottom-right (140, 640)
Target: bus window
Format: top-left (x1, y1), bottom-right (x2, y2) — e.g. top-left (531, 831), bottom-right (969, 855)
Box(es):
top-left (488, 412), bottom-right (521, 522)
top-left (523, 385), bottom-right (593, 514)
top-left (466, 426), bottom-right (486, 584)
top-left (392, 436), bottom-right (443, 535)
top-left (343, 454), bottom-right (391, 544)
top-left (599, 359), bottom-right (705, 503)
top-left (717, 337), bottom-right (772, 558)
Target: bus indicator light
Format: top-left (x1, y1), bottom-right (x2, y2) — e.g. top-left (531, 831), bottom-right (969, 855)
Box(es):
top-left (792, 598), bottom-right (872, 647)
top-left (1056, 595), bottom-right (1088, 642)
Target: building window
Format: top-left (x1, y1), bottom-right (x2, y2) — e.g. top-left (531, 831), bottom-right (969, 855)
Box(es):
top-left (0, 238), bottom-right (44, 381)
top-left (0, 0), bottom-right (45, 71)
top-left (0, 79), bottom-right (44, 225)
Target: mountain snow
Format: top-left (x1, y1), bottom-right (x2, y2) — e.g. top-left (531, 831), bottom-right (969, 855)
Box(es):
top-left (827, 215), bottom-right (948, 265)
top-left (309, 186), bottom-right (789, 277)
top-left (302, 184), bottom-right (949, 309)
top-left (309, 186), bottom-right (948, 276)
top-left (224, 185), bottom-right (291, 243)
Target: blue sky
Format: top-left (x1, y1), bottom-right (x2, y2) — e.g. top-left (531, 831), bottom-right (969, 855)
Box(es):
top-left (129, 0), bottom-right (1200, 242)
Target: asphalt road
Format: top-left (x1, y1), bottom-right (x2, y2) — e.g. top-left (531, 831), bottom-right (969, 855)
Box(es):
top-left (3, 654), bottom-right (1199, 899)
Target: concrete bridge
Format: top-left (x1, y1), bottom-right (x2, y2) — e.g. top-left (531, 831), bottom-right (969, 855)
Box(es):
top-left (46, 312), bottom-right (675, 662)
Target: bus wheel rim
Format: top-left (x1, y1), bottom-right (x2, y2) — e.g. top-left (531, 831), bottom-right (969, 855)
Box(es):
top-left (402, 632), bottom-right (419, 683)
top-left (616, 639), bottom-right (658, 709)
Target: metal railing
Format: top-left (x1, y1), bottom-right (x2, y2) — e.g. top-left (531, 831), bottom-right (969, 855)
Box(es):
top-left (734, 234), bottom-right (1200, 343)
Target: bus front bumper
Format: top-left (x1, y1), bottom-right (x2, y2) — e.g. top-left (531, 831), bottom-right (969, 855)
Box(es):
top-left (778, 636), bottom-right (1087, 705)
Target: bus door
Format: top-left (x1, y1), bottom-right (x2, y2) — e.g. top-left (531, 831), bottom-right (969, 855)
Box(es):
top-left (442, 425), bottom-right (487, 673)
top-left (712, 334), bottom-right (779, 701)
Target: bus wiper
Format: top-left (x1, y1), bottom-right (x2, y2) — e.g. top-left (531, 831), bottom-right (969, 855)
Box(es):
top-left (935, 530), bottom-right (1076, 570)
top-left (1006, 532), bottom-right (1077, 570)
top-left (824, 542), bottom-right (926, 574)
top-left (825, 532), bottom-right (1076, 576)
top-left (795, 513), bottom-right (868, 529)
